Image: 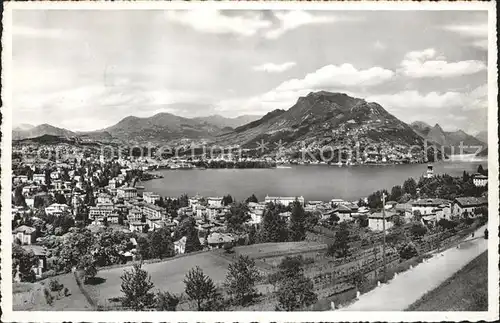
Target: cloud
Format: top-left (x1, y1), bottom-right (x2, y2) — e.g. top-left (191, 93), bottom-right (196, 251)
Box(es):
top-left (165, 10), bottom-right (271, 37)
top-left (400, 48), bottom-right (486, 78)
top-left (366, 84), bottom-right (487, 111)
top-left (275, 63), bottom-right (395, 91)
top-left (216, 63), bottom-right (393, 115)
top-left (443, 23), bottom-right (488, 50)
top-left (253, 61), bottom-right (296, 73)
top-left (265, 11), bottom-right (338, 39)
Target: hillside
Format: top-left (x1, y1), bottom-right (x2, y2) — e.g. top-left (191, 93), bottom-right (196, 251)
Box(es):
top-left (13, 124), bottom-right (76, 140)
top-left (192, 114), bottom-right (262, 129)
top-left (410, 123), bottom-right (486, 155)
top-left (217, 91), bottom-right (426, 155)
top-left (475, 130), bottom-right (488, 144)
top-left (100, 112), bottom-right (223, 143)
top-left (410, 121), bottom-right (431, 137)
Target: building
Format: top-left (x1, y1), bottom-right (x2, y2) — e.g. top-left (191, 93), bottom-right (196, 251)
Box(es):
top-left (89, 202), bottom-right (114, 220)
top-left (473, 174), bottom-right (488, 187)
top-left (265, 195), bottom-right (305, 206)
top-left (33, 173), bottom-right (46, 185)
top-left (368, 211), bottom-right (396, 232)
top-left (411, 198), bottom-right (452, 216)
top-left (45, 203), bottom-right (70, 216)
top-left (22, 245), bottom-right (47, 278)
top-left (14, 175), bottom-right (28, 184)
top-left (331, 204), bottom-right (355, 222)
top-left (453, 197), bottom-right (488, 217)
top-left (174, 236), bottom-right (187, 254)
top-left (13, 225), bottom-right (37, 245)
top-left (127, 207), bottom-right (142, 223)
top-left (142, 203), bottom-right (166, 221)
top-left (207, 197), bottom-right (223, 207)
top-left (207, 232), bottom-right (235, 249)
top-left (250, 208), bottom-right (264, 224)
top-left (425, 164), bottom-right (434, 178)
top-left (22, 185), bottom-right (39, 196)
top-left (129, 221), bottom-right (147, 232)
top-left (143, 192), bottom-right (161, 205)
top-left (117, 187), bottom-right (137, 199)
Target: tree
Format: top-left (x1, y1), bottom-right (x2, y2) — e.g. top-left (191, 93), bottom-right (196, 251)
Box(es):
top-left (136, 235), bottom-right (151, 260)
top-left (225, 202), bottom-right (250, 232)
top-left (477, 164), bottom-right (486, 176)
top-left (78, 255), bottom-right (97, 283)
top-left (13, 186), bottom-right (27, 207)
top-left (142, 224), bottom-right (150, 234)
top-left (390, 185), bottom-right (403, 202)
top-left (410, 222), bottom-right (427, 238)
top-left (258, 203), bottom-right (288, 243)
top-left (326, 222), bottom-right (350, 258)
top-left (120, 263), bottom-right (155, 310)
top-left (155, 291), bottom-right (180, 311)
top-left (412, 210), bottom-right (422, 221)
top-left (245, 194), bottom-right (259, 204)
top-left (224, 255), bottom-right (260, 306)
top-left (45, 168), bottom-right (52, 188)
top-left (149, 227), bottom-right (174, 259)
top-left (289, 201), bottom-right (307, 241)
top-left (403, 178), bottom-right (417, 196)
top-left (59, 229), bottom-right (93, 271)
top-left (222, 194), bottom-right (233, 206)
top-left (399, 241), bottom-right (418, 260)
top-left (184, 266), bottom-right (222, 311)
top-left (54, 192), bottom-right (67, 205)
top-left (393, 214), bottom-right (405, 227)
top-left (175, 217), bottom-right (202, 253)
top-left (12, 244), bottom-right (38, 282)
top-left (275, 256), bottom-right (317, 311)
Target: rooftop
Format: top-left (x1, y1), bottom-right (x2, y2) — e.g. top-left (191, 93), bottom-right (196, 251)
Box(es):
top-left (455, 196), bottom-right (488, 207)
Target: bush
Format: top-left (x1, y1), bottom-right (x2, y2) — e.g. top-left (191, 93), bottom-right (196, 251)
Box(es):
top-left (41, 270), bottom-right (56, 280)
top-left (63, 287), bottom-right (71, 296)
top-left (399, 242), bottom-right (419, 260)
top-left (49, 278), bottom-right (64, 292)
top-left (44, 288), bottom-right (54, 305)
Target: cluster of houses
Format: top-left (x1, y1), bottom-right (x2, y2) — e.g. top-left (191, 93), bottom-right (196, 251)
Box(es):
top-left (11, 152), bottom-right (489, 280)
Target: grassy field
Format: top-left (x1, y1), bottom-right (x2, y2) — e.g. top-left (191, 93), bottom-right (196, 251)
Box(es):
top-left (234, 241), bottom-right (326, 259)
top-left (84, 251), bottom-right (235, 308)
top-left (13, 273), bottom-right (92, 311)
top-left (406, 251), bottom-right (488, 311)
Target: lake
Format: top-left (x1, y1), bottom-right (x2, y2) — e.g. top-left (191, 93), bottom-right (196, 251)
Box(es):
top-left (141, 160), bottom-right (487, 202)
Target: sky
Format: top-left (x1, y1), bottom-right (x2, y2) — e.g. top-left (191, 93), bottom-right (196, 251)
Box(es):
top-left (12, 9), bottom-right (489, 134)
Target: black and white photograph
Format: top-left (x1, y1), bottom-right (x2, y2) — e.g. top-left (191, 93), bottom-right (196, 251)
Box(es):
top-left (1, 1), bottom-right (498, 321)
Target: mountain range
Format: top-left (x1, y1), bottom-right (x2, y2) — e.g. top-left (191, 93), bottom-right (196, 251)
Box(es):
top-left (216, 91), bottom-right (426, 152)
top-left (409, 121), bottom-right (486, 154)
top-left (13, 92), bottom-right (486, 156)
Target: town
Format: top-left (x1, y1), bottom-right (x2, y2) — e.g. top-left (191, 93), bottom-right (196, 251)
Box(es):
top-left (12, 149), bottom-right (489, 311)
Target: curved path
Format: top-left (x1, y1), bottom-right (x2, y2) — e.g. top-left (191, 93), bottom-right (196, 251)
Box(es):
top-left (339, 225), bottom-right (488, 311)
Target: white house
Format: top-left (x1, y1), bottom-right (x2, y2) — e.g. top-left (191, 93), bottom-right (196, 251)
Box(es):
top-left (473, 174), bottom-right (488, 187)
top-left (13, 225), bottom-right (36, 245)
top-left (45, 203), bottom-right (70, 216)
top-left (453, 197), bottom-right (488, 217)
top-left (174, 236), bottom-right (187, 254)
top-left (207, 197), bottom-right (223, 207)
top-left (33, 174), bottom-right (46, 185)
top-left (411, 198), bottom-right (452, 216)
top-left (368, 211), bottom-right (396, 232)
top-left (143, 192), bottom-right (160, 205)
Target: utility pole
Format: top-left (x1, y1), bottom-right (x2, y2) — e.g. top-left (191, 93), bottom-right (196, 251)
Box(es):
top-left (382, 192), bottom-right (387, 282)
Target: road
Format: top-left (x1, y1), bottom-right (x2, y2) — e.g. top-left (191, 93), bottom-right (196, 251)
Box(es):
top-left (339, 225), bottom-right (488, 311)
